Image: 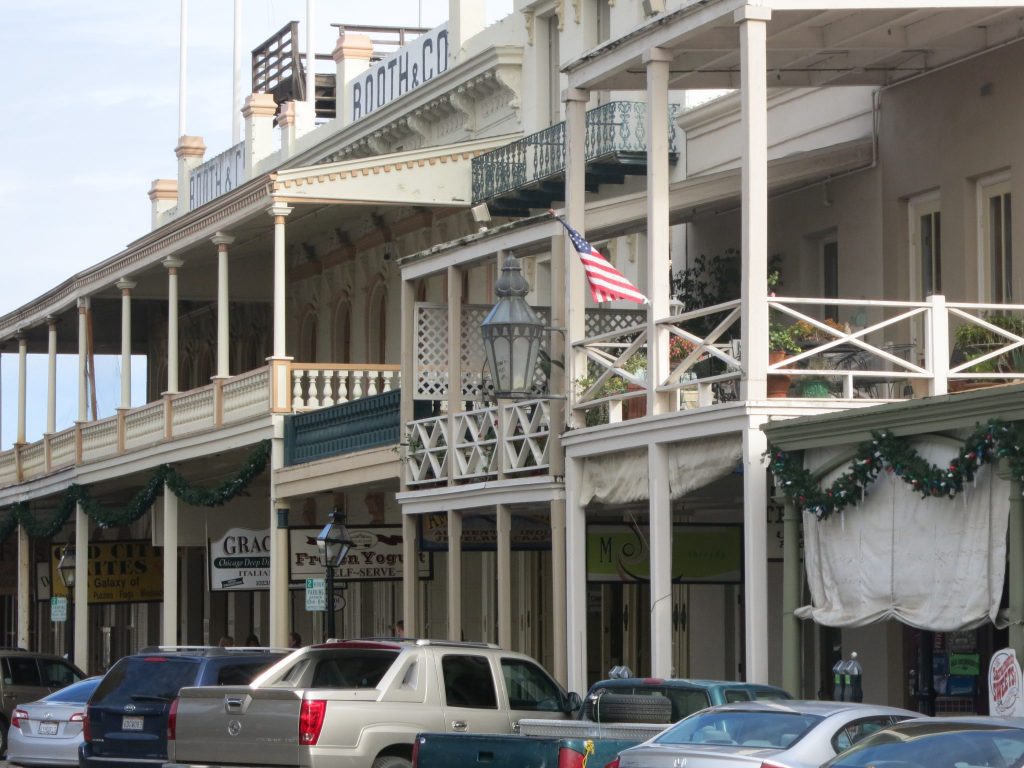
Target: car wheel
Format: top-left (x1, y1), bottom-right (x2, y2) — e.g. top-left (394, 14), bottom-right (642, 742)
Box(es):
top-left (372, 755), bottom-right (412, 768)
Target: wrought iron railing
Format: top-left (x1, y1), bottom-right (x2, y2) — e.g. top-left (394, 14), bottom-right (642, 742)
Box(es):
top-left (471, 101), bottom-right (679, 204)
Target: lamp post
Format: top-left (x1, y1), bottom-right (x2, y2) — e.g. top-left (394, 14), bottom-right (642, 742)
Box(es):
top-left (480, 252), bottom-right (545, 399)
top-left (316, 509), bottom-right (353, 640)
top-left (57, 545), bottom-right (76, 660)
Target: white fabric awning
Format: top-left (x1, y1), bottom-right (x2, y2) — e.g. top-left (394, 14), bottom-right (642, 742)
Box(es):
top-left (579, 434), bottom-right (741, 505)
top-left (797, 438), bottom-right (1009, 630)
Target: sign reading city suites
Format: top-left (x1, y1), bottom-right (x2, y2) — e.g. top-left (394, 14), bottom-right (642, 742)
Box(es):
top-left (347, 24), bottom-right (450, 123)
top-left (50, 541), bottom-right (163, 604)
top-left (209, 528), bottom-right (270, 591)
top-left (288, 526), bottom-right (432, 583)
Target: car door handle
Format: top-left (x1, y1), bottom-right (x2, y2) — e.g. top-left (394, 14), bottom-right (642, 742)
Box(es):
top-left (451, 720), bottom-right (467, 731)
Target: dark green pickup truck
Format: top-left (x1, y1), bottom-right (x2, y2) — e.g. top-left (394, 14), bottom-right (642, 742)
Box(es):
top-left (412, 677), bottom-right (791, 768)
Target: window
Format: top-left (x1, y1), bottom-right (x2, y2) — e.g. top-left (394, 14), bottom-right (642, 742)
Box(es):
top-left (38, 659), bottom-right (80, 687)
top-left (501, 658), bottom-right (563, 711)
top-left (442, 655), bottom-right (497, 709)
top-left (310, 650), bottom-right (398, 688)
top-left (216, 661), bottom-right (275, 686)
top-left (4, 657), bottom-right (41, 686)
top-left (979, 175), bottom-right (1013, 302)
top-left (910, 193), bottom-right (941, 299)
top-left (724, 689), bottom-right (753, 703)
top-left (831, 716), bottom-right (903, 753)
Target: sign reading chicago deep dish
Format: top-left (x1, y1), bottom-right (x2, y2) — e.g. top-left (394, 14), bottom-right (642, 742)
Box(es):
top-left (288, 526), bottom-right (432, 582)
top-left (50, 541), bottom-right (163, 604)
top-left (347, 23), bottom-right (449, 123)
top-left (209, 528), bottom-right (271, 591)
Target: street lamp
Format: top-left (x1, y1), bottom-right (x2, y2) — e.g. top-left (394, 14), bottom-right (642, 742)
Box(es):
top-left (316, 509), bottom-right (353, 640)
top-left (57, 545), bottom-right (76, 660)
top-left (480, 252), bottom-right (545, 399)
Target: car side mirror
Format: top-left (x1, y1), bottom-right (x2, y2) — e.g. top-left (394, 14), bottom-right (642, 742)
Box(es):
top-left (565, 691), bottom-right (583, 713)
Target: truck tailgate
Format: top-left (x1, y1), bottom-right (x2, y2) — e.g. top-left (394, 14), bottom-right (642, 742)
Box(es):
top-left (172, 685), bottom-right (302, 766)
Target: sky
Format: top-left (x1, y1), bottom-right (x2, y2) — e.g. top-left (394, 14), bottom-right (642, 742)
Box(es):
top-left (0, 0), bottom-right (512, 448)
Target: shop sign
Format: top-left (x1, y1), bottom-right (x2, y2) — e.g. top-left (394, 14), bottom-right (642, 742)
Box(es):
top-left (50, 541), bottom-right (163, 604)
top-left (347, 23), bottom-right (449, 122)
top-left (586, 524), bottom-right (742, 584)
top-left (189, 142), bottom-right (245, 209)
top-left (989, 648), bottom-right (1024, 717)
top-left (419, 513), bottom-right (551, 552)
top-left (288, 526), bottom-right (432, 583)
top-left (209, 528), bottom-right (270, 591)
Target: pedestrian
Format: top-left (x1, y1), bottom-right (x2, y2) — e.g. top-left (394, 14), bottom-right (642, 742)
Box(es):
top-left (288, 631), bottom-right (302, 648)
top-left (244, 632), bottom-right (260, 647)
top-left (218, 635), bottom-right (234, 648)
top-left (392, 620), bottom-right (405, 638)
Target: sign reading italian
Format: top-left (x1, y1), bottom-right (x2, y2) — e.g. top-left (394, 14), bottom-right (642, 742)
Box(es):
top-left (50, 541), bottom-right (163, 604)
top-left (989, 648), bottom-right (1024, 717)
top-left (586, 524), bottom-right (742, 584)
top-left (209, 528), bottom-right (271, 591)
top-left (288, 526), bottom-right (432, 583)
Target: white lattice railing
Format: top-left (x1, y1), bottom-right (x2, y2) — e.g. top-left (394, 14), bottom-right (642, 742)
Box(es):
top-left (502, 399), bottom-right (550, 475)
top-left (223, 366), bottom-right (271, 422)
top-left (20, 442), bottom-right (45, 481)
top-left (405, 414), bottom-right (449, 487)
top-left (171, 386), bottom-right (215, 436)
top-left (49, 429), bottom-right (76, 470)
top-left (290, 364), bottom-right (400, 409)
top-left (453, 408), bottom-right (498, 481)
top-left (81, 417), bottom-right (119, 463)
top-left (125, 401), bottom-right (166, 450)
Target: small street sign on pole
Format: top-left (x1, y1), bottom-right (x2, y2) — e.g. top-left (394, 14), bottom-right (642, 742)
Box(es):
top-left (51, 596), bottom-right (68, 622)
top-left (305, 578), bottom-right (326, 611)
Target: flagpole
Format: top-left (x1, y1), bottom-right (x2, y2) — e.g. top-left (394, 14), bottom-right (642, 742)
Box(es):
top-left (178, 0), bottom-right (188, 138)
top-left (232, 0), bottom-right (242, 145)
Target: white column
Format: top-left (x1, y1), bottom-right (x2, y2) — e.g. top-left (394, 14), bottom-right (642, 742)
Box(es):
top-left (164, 258), bottom-right (183, 394)
top-left (742, 417), bottom-right (770, 682)
top-left (17, 526), bottom-right (29, 650)
top-left (269, 204), bottom-right (294, 359)
top-left (268, 420), bottom-right (289, 647)
top-left (565, 455), bottom-right (588, 693)
top-left (16, 335), bottom-right (27, 444)
top-left (550, 497), bottom-right (568, 684)
top-left (163, 484), bottom-right (179, 645)
top-left (46, 318), bottom-right (58, 434)
top-left (212, 232), bottom-right (235, 379)
top-left (496, 504), bottom-right (512, 650)
top-left (737, 5), bottom-right (771, 402)
top-left (447, 267), bottom-right (463, 483)
top-left (116, 278), bottom-right (137, 410)
top-left (77, 298), bottom-right (90, 422)
top-left (645, 49), bottom-right (673, 415)
top-left (74, 503), bottom-right (89, 671)
top-left (402, 514), bottom-right (418, 635)
top-left (563, 88), bottom-right (590, 429)
top-left (447, 510), bottom-right (462, 641)
top-left (648, 441), bottom-right (673, 677)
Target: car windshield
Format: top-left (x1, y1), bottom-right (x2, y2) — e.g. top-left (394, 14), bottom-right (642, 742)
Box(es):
top-left (41, 677), bottom-right (102, 704)
top-left (91, 657), bottom-right (199, 705)
top-left (826, 726), bottom-right (1024, 768)
top-left (656, 710), bottom-right (823, 749)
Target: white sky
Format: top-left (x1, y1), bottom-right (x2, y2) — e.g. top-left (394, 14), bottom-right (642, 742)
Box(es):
top-left (0, 0), bottom-right (512, 448)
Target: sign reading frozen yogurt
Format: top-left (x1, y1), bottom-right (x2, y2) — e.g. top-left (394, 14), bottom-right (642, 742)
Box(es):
top-left (209, 528), bottom-right (271, 591)
top-left (288, 526), bottom-right (431, 582)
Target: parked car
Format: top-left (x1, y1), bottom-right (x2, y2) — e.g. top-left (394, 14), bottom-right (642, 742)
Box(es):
top-left (0, 649), bottom-right (85, 757)
top-left (6, 675), bottom-right (102, 767)
top-left (79, 646), bottom-right (287, 768)
top-left (821, 716), bottom-right (1024, 768)
top-left (610, 700), bottom-right (919, 768)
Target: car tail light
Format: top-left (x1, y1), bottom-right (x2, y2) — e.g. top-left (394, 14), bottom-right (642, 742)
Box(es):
top-left (604, 758), bottom-right (620, 768)
top-left (82, 713), bottom-right (91, 743)
top-left (167, 697), bottom-right (179, 741)
top-left (299, 699), bottom-right (326, 746)
top-left (11, 709), bottom-right (27, 728)
top-left (69, 712), bottom-right (85, 723)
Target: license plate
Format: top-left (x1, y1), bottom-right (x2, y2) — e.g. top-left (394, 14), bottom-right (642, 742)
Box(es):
top-left (122, 716), bottom-right (144, 731)
top-left (39, 721), bottom-right (58, 736)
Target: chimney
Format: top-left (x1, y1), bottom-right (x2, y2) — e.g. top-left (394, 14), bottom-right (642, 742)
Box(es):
top-left (449, 0), bottom-right (485, 64)
top-left (243, 93), bottom-right (279, 175)
top-left (333, 31), bottom-right (374, 126)
top-left (175, 136), bottom-right (206, 214)
top-left (148, 179), bottom-right (178, 229)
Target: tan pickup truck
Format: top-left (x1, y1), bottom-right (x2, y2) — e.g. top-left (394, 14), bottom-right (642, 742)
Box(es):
top-left (164, 639), bottom-right (579, 768)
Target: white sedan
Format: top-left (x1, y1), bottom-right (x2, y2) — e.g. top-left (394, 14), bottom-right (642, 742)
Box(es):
top-left (7, 676), bottom-right (102, 767)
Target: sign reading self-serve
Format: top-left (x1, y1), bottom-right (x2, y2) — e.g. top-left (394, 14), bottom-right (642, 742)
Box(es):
top-left (50, 541), bottom-right (163, 604)
top-left (209, 528), bottom-right (271, 591)
top-left (288, 526), bottom-right (432, 583)
top-left (348, 24), bottom-right (449, 123)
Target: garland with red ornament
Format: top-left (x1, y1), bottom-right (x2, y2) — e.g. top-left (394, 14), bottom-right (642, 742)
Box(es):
top-left (768, 419), bottom-right (1024, 520)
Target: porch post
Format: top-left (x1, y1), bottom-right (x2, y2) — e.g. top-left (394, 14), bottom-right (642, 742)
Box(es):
top-left (213, 232), bottom-right (236, 379)
top-left (74, 502), bottom-right (88, 671)
top-left (269, 421), bottom-right (289, 648)
top-left (164, 258), bottom-right (183, 393)
top-left (1007, 468), bottom-right (1024, 656)
top-left (496, 503), bottom-right (512, 650)
top-left (163, 484), bottom-right (179, 645)
top-left (742, 415), bottom-right (771, 682)
top-left (116, 278), bottom-right (137, 410)
top-left (269, 203), bottom-right (294, 359)
top-left (782, 498), bottom-right (802, 695)
top-left (563, 88), bottom-right (589, 429)
top-left (447, 510), bottom-right (462, 641)
top-left (446, 266), bottom-right (463, 485)
top-left (565, 454), bottom-right (588, 693)
top-left (17, 526), bottom-right (29, 650)
top-left (736, 5), bottom-right (771, 402)
top-left (77, 298), bottom-right (89, 421)
top-left (400, 276), bottom-right (418, 636)
top-left (47, 317), bottom-right (58, 434)
top-left (549, 230), bottom-right (569, 685)
top-left (402, 514), bottom-right (418, 636)
top-left (648, 441), bottom-right (673, 677)
top-left (644, 48), bottom-right (673, 415)
top-left (16, 334), bottom-right (26, 445)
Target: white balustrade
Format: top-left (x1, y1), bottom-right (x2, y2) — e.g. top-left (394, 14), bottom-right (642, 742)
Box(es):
top-left (171, 386), bottom-right (215, 436)
top-left (125, 402), bottom-right (166, 450)
top-left (404, 414), bottom-right (449, 487)
top-left (223, 367), bottom-right (272, 422)
top-left (0, 451), bottom-right (15, 487)
top-left (290, 365), bottom-right (401, 410)
top-left (502, 399), bottom-right (551, 475)
top-left (81, 418), bottom-right (119, 463)
top-left (49, 429), bottom-right (76, 470)
top-left (20, 443), bottom-right (46, 481)
top-left (453, 407), bottom-right (498, 481)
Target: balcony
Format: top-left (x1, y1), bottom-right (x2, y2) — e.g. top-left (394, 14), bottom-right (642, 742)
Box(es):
top-left (471, 101), bottom-right (679, 217)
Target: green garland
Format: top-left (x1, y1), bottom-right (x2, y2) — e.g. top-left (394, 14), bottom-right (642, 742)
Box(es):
top-left (769, 419), bottom-right (1024, 520)
top-left (0, 440), bottom-right (270, 544)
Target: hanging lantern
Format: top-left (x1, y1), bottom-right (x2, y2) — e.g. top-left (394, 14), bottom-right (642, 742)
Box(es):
top-left (480, 253), bottom-right (545, 399)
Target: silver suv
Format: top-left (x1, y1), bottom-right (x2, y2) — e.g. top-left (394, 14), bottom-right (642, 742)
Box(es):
top-left (0, 649), bottom-right (85, 755)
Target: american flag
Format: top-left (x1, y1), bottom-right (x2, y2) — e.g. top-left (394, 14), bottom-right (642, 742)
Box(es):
top-left (551, 212), bottom-right (649, 304)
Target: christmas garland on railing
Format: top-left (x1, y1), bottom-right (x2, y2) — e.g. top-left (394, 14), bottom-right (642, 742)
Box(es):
top-left (769, 419), bottom-right (1024, 520)
top-left (0, 439), bottom-right (271, 544)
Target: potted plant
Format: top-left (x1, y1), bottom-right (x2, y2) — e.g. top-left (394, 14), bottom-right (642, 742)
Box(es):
top-left (951, 314), bottom-right (1024, 391)
top-left (767, 324), bottom-right (800, 397)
